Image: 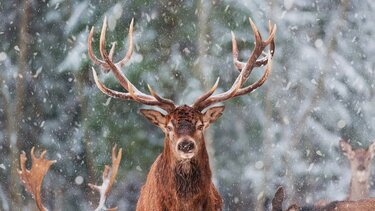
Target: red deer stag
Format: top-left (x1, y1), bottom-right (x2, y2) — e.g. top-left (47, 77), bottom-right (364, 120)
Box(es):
top-left (18, 146), bottom-right (122, 211)
top-left (339, 139), bottom-right (375, 201)
top-left (88, 17), bottom-right (276, 211)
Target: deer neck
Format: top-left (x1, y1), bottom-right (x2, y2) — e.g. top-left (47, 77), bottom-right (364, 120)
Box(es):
top-left (161, 136), bottom-right (212, 198)
top-left (349, 170), bottom-right (369, 200)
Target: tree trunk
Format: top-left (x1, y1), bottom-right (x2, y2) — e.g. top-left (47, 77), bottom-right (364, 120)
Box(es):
top-left (75, 66), bottom-right (97, 205)
top-left (10, 0), bottom-right (30, 208)
top-left (195, 0), bottom-right (216, 172)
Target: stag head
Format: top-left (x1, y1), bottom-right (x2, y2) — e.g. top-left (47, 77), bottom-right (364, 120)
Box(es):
top-left (141, 105), bottom-right (224, 160)
top-left (88, 17), bottom-right (276, 161)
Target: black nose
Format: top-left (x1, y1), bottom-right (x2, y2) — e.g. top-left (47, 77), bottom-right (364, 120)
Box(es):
top-left (178, 140), bottom-right (195, 153)
top-left (357, 165), bottom-right (366, 171)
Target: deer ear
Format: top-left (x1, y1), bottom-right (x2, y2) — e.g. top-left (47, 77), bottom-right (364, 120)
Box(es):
top-left (140, 109), bottom-right (167, 127)
top-left (340, 139), bottom-right (354, 159)
top-left (272, 186), bottom-right (284, 211)
top-left (287, 204), bottom-right (300, 211)
top-left (368, 142), bottom-right (375, 159)
top-left (202, 106), bottom-right (225, 127)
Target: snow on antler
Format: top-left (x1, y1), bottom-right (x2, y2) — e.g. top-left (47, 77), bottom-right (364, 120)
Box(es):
top-left (88, 145), bottom-right (122, 211)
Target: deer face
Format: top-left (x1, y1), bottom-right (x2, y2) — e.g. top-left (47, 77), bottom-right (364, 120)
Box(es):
top-left (141, 105), bottom-right (224, 160)
top-left (340, 140), bottom-right (375, 183)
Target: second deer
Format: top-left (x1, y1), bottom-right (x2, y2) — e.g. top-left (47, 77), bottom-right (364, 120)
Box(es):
top-left (340, 139), bottom-right (375, 201)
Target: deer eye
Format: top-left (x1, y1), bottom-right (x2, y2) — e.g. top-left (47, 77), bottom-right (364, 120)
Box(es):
top-left (197, 124), bottom-right (204, 131)
top-left (166, 125), bottom-right (173, 132)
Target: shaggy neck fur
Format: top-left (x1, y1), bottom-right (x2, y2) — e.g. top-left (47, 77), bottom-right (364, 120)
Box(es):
top-left (174, 159), bottom-right (201, 197)
top-left (161, 136), bottom-right (212, 199)
top-left (136, 133), bottom-right (222, 211)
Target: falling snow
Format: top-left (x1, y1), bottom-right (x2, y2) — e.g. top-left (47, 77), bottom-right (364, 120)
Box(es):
top-left (0, 0), bottom-right (375, 210)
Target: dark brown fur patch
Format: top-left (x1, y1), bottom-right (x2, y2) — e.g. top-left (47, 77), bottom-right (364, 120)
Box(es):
top-left (174, 159), bottom-right (201, 198)
top-left (170, 105), bottom-right (201, 135)
top-left (171, 105), bottom-right (200, 124)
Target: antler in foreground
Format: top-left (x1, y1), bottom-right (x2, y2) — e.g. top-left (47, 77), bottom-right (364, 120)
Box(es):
top-left (18, 147), bottom-right (56, 211)
top-left (88, 145), bottom-right (122, 211)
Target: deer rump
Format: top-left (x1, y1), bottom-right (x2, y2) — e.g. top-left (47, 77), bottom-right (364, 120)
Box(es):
top-left (136, 154), bottom-right (222, 211)
top-left (296, 199), bottom-right (375, 211)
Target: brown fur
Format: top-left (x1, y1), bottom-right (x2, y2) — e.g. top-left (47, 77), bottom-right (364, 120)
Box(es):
top-left (295, 199), bottom-right (375, 211)
top-left (278, 189), bottom-right (375, 211)
top-left (272, 186), bottom-right (285, 211)
top-left (136, 106), bottom-right (223, 211)
top-left (339, 140), bottom-right (375, 201)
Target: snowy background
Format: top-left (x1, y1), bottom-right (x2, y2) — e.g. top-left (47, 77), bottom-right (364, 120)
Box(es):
top-left (1, 0), bottom-right (375, 210)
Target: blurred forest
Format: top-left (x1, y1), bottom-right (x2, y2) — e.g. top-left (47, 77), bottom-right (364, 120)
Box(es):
top-left (1, 0), bottom-right (375, 210)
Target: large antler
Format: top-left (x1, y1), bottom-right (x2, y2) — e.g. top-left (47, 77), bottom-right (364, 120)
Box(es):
top-left (88, 145), bottom-right (122, 211)
top-left (88, 17), bottom-right (176, 113)
top-left (192, 18), bottom-right (276, 111)
top-left (18, 147), bottom-right (56, 211)
top-left (88, 17), bottom-right (134, 73)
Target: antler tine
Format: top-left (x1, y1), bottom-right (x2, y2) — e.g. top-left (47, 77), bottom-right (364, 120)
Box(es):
top-left (99, 16), bottom-right (109, 62)
top-left (233, 19), bottom-right (276, 71)
top-left (126, 84), bottom-right (175, 111)
top-left (232, 31), bottom-right (243, 70)
top-left (88, 145), bottom-right (122, 211)
top-left (116, 18), bottom-right (134, 68)
top-left (92, 67), bottom-right (174, 111)
top-left (108, 42), bottom-right (116, 61)
top-left (92, 67), bottom-right (133, 101)
top-left (90, 17), bottom-right (176, 113)
top-left (193, 18), bottom-right (276, 111)
top-left (233, 49), bottom-right (272, 97)
top-left (99, 17), bottom-right (146, 95)
top-left (18, 147), bottom-right (56, 211)
top-left (89, 17), bottom-right (134, 73)
top-left (88, 26), bottom-right (107, 68)
top-left (147, 84), bottom-right (176, 106)
top-left (252, 22), bottom-right (276, 68)
top-left (241, 18), bottom-right (264, 78)
top-left (191, 77), bottom-right (219, 108)
top-left (107, 145), bottom-right (122, 197)
top-left (229, 18), bottom-right (264, 74)
top-left (193, 76), bottom-right (243, 111)
top-left (263, 20), bottom-right (277, 46)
